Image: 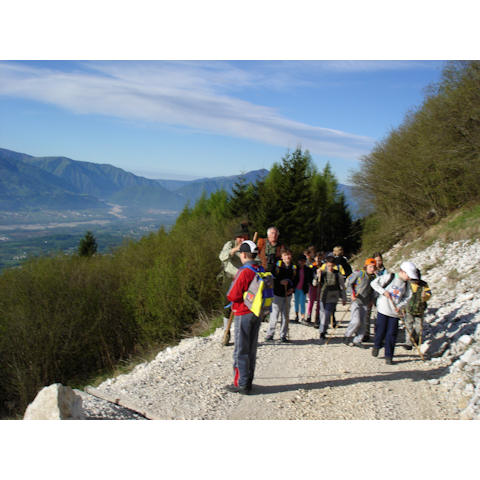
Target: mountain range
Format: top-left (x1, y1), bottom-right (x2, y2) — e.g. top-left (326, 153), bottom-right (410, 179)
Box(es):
top-left (0, 147), bottom-right (359, 217)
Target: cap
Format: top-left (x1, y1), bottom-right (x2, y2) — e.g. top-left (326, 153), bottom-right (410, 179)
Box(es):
top-left (364, 258), bottom-right (377, 267)
top-left (400, 261), bottom-right (419, 280)
top-left (239, 240), bottom-right (258, 254)
top-left (298, 254), bottom-right (307, 261)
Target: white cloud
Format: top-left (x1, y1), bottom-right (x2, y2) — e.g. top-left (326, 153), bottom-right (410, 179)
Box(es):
top-left (0, 61), bottom-right (375, 159)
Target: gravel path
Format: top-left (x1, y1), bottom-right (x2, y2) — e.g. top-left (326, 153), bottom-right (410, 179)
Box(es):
top-left (82, 302), bottom-right (463, 420)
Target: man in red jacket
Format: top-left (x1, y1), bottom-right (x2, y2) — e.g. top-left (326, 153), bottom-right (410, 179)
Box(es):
top-left (225, 240), bottom-right (262, 395)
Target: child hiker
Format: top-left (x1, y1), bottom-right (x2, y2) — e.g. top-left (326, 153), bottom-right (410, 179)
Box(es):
top-left (293, 254), bottom-right (313, 323)
top-left (318, 255), bottom-right (347, 341)
top-left (370, 261), bottom-right (416, 364)
top-left (305, 252), bottom-right (323, 325)
top-left (404, 268), bottom-right (432, 351)
top-left (344, 258), bottom-right (377, 348)
top-left (224, 240), bottom-right (263, 395)
top-left (265, 248), bottom-right (296, 343)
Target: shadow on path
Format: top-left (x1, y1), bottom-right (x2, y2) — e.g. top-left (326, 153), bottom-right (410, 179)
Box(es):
top-left (250, 366), bottom-right (449, 396)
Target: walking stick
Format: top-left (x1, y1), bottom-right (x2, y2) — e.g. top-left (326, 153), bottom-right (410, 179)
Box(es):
top-left (325, 304), bottom-right (350, 345)
top-left (387, 298), bottom-right (425, 361)
top-left (222, 310), bottom-right (234, 346)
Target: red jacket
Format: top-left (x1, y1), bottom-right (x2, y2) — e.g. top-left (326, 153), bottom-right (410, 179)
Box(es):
top-left (226, 261), bottom-right (259, 316)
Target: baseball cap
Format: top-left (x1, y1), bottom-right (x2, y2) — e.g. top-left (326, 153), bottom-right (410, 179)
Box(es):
top-left (364, 258), bottom-right (377, 267)
top-left (239, 240), bottom-right (258, 254)
top-left (400, 261), bottom-right (419, 280)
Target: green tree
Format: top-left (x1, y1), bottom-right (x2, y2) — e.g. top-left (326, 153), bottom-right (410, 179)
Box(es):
top-left (78, 231), bottom-right (98, 257)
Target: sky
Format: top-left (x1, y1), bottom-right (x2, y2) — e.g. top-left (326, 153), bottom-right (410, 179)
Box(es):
top-left (0, 59), bottom-right (446, 184)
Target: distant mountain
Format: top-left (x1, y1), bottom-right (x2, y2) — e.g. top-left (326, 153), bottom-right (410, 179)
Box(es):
top-left (0, 150), bottom-right (106, 210)
top-left (0, 148), bottom-right (266, 214)
top-left (337, 184), bottom-right (361, 219)
top-left (21, 154), bottom-right (183, 209)
top-left (0, 147), bottom-right (360, 218)
top-left (174, 169), bottom-right (269, 203)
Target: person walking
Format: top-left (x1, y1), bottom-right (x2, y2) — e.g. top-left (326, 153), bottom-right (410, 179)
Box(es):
top-left (364, 251), bottom-right (389, 341)
top-left (264, 248), bottom-right (296, 343)
top-left (317, 255), bottom-right (347, 341)
top-left (370, 261), bottom-right (416, 364)
top-left (293, 254), bottom-right (313, 323)
top-left (404, 268), bottom-right (432, 351)
top-left (224, 240), bottom-right (263, 395)
top-left (344, 258), bottom-right (377, 348)
top-left (305, 252), bottom-right (323, 325)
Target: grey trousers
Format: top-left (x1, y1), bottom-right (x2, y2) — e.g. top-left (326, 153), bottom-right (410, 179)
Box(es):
top-left (266, 295), bottom-right (291, 339)
top-left (404, 313), bottom-right (423, 346)
top-left (345, 301), bottom-right (367, 344)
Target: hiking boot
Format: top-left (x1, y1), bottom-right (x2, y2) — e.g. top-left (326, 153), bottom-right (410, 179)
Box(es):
top-left (371, 347), bottom-right (379, 357)
top-left (385, 357), bottom-right (393, 365)
top-left (264, 335), bottom-right (274, 342)
top-left (403, 345), bottom-right (413, 351)
top-left (313, 322), bottom-right (320, 329)
top-left (362, 334), bottom-right (370, 342)
top-left (305, 316), bottom-right (312, 324)
top-left (320, 332), bottom-right (326, 340)
top-left (224, 384), bottom-right (250, 395)
top-left (352, 342), bottom-right (367, 349)
top-left (343, 336), bottom-right (351, 345)
top-left (280, 337), bottom-right (290, 343)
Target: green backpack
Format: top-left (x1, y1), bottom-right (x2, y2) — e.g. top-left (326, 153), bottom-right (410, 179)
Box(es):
top-left (408, 281), bottom-right (428, 316)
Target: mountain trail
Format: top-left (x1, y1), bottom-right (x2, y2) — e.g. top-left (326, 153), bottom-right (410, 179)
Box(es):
top-left (79, 303), bottom-right (462, 420)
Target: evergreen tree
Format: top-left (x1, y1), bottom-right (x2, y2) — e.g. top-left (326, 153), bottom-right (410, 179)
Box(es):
top-left (78, 231), bottom-right (98, 257)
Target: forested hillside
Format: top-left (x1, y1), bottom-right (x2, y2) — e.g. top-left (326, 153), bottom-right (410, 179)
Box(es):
top-left (352, 61), bottom-right (480, 253)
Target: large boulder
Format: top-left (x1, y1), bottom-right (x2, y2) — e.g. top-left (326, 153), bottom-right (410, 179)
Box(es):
top-left (23, 383), bottom-right (84, 420)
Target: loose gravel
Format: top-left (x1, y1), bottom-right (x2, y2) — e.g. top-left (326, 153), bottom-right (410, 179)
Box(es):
top-left (80, 303), bottom-right (462, 420)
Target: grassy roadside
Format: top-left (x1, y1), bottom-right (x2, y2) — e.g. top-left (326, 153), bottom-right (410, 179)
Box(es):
top-left (352, 202), bottom-right (480, 270)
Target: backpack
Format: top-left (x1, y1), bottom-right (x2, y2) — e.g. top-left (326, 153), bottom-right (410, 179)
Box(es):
top-left (320, 269), bottom-right (340, 291)
top-left (241, 265), bottom-right (274, 317)
top-left (408, 281), bottom-right (428, 316)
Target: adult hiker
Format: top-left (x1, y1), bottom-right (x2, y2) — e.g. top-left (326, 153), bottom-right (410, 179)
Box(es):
top-left (364, 251), bottom-right (389, 341)
top-left (257, 226), bottom-right (285, 273)
top-left (343, 258), bottom-right (377, 348)
top-left (317, 255), bottom-right (347, 341)
top-left (293, 254), bottom-right (314, 324)
top-left (370, 261), bottom-right (416, 365)
top-left (404, 268), bottom-right (432, 351)
top-left (224, 240), bottom-right (263, 395)
top-left (264, 248), bottom-right (296, 343)
top-left (218, 223), bottom-right (250, 336)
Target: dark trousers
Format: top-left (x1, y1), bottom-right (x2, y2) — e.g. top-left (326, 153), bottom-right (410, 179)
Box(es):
top-left (374, 312), bottom-right (399, 359)
top-left (320, 302), bottom-right (337, 333)
top-left (233, 313), bottom-right (261, 387)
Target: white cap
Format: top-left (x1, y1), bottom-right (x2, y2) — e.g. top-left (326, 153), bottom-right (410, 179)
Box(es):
top-left (239, 240), bottom-right (258, 254)
top-left (400, 261), bottom-right (418, 280)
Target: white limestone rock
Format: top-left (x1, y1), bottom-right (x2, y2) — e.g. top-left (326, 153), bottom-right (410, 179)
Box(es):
top-left (23, 383), bottom-right (84, 420)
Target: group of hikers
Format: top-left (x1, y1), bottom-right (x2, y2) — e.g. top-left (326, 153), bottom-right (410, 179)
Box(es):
top-left (219, 223), bottom-right (432, 395)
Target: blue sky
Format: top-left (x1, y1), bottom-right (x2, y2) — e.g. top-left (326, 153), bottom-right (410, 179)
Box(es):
top-left (0, 60), bottom-right (446, 183)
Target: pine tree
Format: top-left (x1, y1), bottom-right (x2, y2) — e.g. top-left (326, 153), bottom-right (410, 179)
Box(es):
top-left (78, 231), bottom-right (98, 257)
